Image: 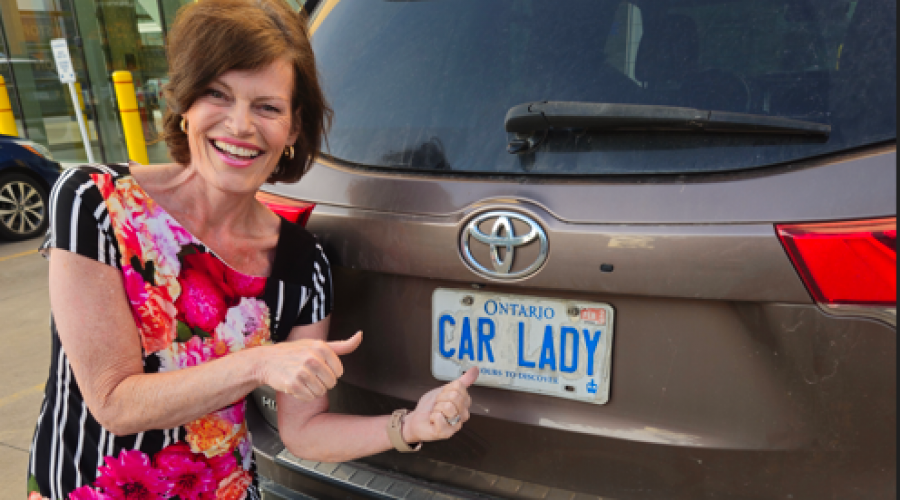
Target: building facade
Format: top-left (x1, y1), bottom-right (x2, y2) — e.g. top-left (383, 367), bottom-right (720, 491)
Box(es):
top-left (0, 0), bottom-right (302, 165)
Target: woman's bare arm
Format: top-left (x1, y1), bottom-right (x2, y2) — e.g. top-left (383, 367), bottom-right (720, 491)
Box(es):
top-left (49, 249), bottom-right (351, 435)
top-left (276, 321), bottom-right (478, 464)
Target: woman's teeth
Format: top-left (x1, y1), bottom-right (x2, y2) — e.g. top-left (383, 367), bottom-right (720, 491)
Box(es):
top-left (213, 140), bottom-right (262, 159)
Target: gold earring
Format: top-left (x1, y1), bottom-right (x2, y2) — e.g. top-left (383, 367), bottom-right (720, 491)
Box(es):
top-left (284, 146), bottom-right (294, 159)
top-left (180, 117), bottom-right (187, 133)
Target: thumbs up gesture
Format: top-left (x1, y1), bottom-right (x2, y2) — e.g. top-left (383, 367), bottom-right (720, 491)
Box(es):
top-left (403, 368), bottom-right (480, 444)
top-left (263, 331), bottom-right (363, 402)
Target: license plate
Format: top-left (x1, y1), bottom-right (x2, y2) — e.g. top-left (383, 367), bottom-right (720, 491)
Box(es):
top-left (432, 288), bottom-right (615, 405)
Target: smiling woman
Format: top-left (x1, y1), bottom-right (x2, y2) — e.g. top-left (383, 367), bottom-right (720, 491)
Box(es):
top-left (178, 59), bottom-right (301, 196)
top-left (161, 0), bottom-right (330, 185)
top-left (27, 1), bottom-right (478, 498)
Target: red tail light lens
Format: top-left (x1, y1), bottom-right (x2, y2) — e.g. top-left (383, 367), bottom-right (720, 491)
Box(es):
top-left (256, 191), bottom-right (315, 227)
top-left (777, 218), bottom-right (897, 307)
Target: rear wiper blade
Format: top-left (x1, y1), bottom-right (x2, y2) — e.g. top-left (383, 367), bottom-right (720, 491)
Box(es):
top-left (505, 101), bottom-right (830, 153)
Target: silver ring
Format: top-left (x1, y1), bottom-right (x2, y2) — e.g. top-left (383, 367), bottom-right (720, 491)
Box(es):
top-left (445, 415), bottom-right (461, 426)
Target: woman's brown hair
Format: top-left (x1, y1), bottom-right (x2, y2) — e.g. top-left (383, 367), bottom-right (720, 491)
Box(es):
top-left (161, 0), bottom-right (331, 183)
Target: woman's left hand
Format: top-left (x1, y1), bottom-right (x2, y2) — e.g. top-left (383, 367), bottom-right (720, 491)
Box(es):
top-left (403, 367), bottom-right (480, 444)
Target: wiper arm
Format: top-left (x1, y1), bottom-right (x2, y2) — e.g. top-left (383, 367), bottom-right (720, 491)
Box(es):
top-left (505, 101), bottom-right (830, 153)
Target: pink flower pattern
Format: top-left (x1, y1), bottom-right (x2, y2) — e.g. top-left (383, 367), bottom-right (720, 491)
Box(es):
top-left (68, 487), bottom-right (109, 500)
top-left (95, 450), bottom-right (174, 499)
top-left (156, 454), bottom-right (217, 499)
top-left (176, 269), bottom-right (230, 333)
top-left (73, 174), bottom-right (271, 499)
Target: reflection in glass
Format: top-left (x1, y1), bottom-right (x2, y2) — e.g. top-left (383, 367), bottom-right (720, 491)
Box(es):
top-left (0, 20), bottom-right (26, 135)
top-left (0, 0), bottom-right (101, 162)
top-left (313, 0), bottom-right (896, 176)
top-left (93, 0), bottom-right (170, 163)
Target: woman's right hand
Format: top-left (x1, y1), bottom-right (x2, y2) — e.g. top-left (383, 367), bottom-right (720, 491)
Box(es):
top-left (260, 331), bottom-right (363, 401)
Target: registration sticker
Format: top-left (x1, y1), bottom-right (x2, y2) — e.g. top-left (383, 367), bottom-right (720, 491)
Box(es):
top-left (580, 308), bottom-right (607, 326)
top-left (431, 289), bottom-right (615, 405)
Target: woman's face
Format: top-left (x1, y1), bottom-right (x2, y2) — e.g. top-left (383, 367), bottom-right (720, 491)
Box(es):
top-left (183, 58), bottom-right (299, 195)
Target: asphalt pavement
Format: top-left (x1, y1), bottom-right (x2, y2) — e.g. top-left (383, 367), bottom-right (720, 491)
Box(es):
top-left (0, 237), bottom-right (51, 500)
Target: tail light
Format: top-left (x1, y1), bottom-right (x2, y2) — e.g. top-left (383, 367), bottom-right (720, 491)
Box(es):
top-left (776, 217), bottom-right (896, 307)
top-left (256, 191), bottom-right (315, 227)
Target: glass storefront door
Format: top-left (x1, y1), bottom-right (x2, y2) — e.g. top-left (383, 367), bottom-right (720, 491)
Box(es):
top-left (0, 0), bottom-right (177, 164)
top-left (1, 0), bottom-right (308, 165)
top-left (0, 0), bottom-right (103, 162)
top-left (74, 0), bottom-right (173, 163)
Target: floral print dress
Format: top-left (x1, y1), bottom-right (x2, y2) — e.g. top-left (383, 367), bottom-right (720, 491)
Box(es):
top-left (29, 165), bottom-right (332, 499)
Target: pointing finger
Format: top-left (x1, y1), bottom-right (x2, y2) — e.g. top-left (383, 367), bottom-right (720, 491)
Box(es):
top-left (457, 367), bottom-right (480, 388)
top-left (328, 331), bottom-right (363, 356)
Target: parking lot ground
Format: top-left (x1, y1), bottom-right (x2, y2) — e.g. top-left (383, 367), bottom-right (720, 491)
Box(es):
top-left (0, 237), bottom-right (51, 500)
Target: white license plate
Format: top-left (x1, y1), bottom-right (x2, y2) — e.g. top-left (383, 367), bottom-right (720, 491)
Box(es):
top-left (432, 288), bottom-right (615, 405)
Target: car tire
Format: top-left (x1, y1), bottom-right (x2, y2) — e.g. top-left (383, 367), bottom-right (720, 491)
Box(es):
top-left (0, 173), bottom-right (50, 241)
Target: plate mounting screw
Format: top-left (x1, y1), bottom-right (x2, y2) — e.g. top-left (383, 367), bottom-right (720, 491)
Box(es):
top-left (568, 306), bottom-right (580, 317)
top-left (462, 296), bottom-right (474, 306)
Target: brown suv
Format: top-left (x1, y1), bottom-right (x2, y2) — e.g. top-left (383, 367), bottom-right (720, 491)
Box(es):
top-left (250, 0), bottom-right (897, 498)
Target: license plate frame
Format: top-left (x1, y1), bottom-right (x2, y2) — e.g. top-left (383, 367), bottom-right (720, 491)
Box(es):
top-left (431, 288), bottom-right (616, 405)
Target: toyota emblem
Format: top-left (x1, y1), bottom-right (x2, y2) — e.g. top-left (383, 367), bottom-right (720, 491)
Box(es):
top-left (460, 211), bottom-right (549, 280)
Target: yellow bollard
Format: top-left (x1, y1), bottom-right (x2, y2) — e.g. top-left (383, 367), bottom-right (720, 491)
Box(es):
top-left (0, 75), bottom-right (19, 137)
top-left (111, 71), bottom-right (149, 165)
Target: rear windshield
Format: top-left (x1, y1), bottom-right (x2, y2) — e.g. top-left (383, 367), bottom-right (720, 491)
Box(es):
top-left (311, 0), bottom-right (896, 175)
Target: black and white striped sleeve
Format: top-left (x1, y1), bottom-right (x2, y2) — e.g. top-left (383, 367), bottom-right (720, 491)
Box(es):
top-left (294, 244), bottom-right (333, 326)
top-left (40, 166), bottom-right (121, 269)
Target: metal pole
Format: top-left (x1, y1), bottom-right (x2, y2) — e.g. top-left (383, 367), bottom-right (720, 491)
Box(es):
top-left (65, 0), bottom-right (109, 163)
top-left (67, 81), bottom-right (95, 163)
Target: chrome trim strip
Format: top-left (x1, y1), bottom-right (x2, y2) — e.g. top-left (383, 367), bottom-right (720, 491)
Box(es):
top-left (274, 450), bottom-right (482, 499)
top-left (257, 477), bottom-right (316, 499)
top-left (274, 450), bottom-right (609, 499)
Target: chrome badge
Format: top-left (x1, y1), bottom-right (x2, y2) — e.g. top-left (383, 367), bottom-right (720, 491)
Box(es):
top-left (460, 211), bottom-right (549, 280)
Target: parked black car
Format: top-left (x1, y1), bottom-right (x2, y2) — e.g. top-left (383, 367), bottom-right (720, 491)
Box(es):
top-left (0, 134), bottom-right (62, 240)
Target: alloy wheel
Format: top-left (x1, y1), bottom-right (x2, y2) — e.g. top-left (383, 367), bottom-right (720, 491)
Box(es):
top-left (0, 179), bottom-right (46, 237)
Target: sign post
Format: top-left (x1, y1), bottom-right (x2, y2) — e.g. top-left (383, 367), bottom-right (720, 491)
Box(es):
top-left (50, 38), bottom-right (95, 163)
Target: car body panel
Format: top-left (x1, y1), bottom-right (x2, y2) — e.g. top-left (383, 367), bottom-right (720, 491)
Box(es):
top-left (254, 0), bottom-right (896, 496)
top-left (302, 204), bottom-right (811, 303)
top-left (254, 146), bottom-right (895, 499)
top-left (0, 133), bottom-right (62, 190)
top-left (265, 147), bottom-right (896, 225)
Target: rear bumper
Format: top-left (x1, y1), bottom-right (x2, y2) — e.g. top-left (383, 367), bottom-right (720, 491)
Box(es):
top-left (257, 451), bottom-right (501, 500)
top-left (250, 399), bottom-right (505, 500)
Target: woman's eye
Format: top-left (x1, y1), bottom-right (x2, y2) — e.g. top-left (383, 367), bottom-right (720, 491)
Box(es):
top-left (261, 105), bottom-right (281, 113)
top-left (205, 89), bottom-right (225, 99)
